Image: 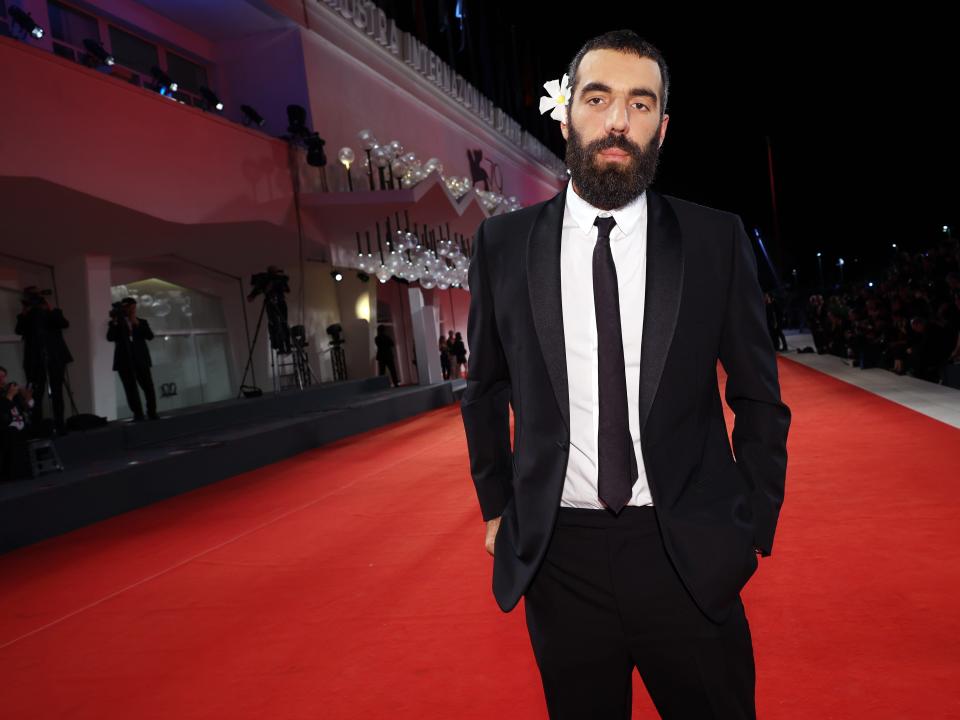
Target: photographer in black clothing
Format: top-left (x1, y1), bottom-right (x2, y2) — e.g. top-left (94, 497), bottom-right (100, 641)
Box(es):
top-left (15, 286), bottom-right (73, 434)
top-left (247, 266), bottom-right (292, 354)
top-left (107, 297), bottom-right (158, 421)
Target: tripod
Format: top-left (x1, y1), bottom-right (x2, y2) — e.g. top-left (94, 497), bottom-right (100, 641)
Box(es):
top-left (237, 298), bottom-right (266, 398)
top-left (329, 341), bottom-right (347, 381)
top-left (29, 347), bottom-right (80, 435)
top-left (272, 325), bottom-right (315, 391)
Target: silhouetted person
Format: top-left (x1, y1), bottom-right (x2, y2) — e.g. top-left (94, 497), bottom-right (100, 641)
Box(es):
top-left (439, 335), bottom-right (450, 380)
top-left (15, 287), bottom-right (72, 434)
top-left (375, 324), bottom-right (399, 387)
top-left (764, 292), bottom-right (788, 351)
top-left (107, 298), bottom-right (158, 421)
top-left (451, 331), bottom-right (467, 378)
top-left (907, 316), bottom-right (955, 382)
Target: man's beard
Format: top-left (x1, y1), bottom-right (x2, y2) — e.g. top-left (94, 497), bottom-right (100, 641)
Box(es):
top-left (564, 114), bottom-right (662, 211)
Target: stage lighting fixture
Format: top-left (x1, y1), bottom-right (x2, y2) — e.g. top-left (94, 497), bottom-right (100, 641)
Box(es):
top-left (151, 65), bottom-right (178, 95)
top-left (9, 7), bottom-right (43, 39)
top-left (83, 38), bottom-right (115, 67)
top-left (286, 104), bottom-right (309, 137)
top-left (200, 86), bottom-right (223, 112)
top-left (331, 270), bottom-right (343, 282)
top-left (304, 133), bottom-right (326, 167)
top-left (240, 104), bottom-right (265, 127)
top-left (357, 271), bottom-right (370, 283)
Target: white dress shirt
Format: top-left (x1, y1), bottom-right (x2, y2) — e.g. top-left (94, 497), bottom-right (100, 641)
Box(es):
top-left (559, 181), bottom-right (653, 508)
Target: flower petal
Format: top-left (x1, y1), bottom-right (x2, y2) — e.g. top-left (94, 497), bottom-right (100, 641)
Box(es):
top-left (550, 105), bottom-right (566, 122)
top-left (543, 79), bottom-right (560, 97)
top-left (539, 96), bottom-right (556, 114)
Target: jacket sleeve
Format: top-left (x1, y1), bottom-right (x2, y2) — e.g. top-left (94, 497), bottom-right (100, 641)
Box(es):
top-left (718, 215), bottom-right (792, 557)
top-left (137, 319), bottom-right (155, 341)
top-left (52, 309), bottom-right (69, 329)
top-left (460, 219), bottom-right (514, 522)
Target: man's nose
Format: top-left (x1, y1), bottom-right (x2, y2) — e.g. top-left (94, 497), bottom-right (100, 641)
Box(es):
top-left (604, 97), bottom-right (630, 134)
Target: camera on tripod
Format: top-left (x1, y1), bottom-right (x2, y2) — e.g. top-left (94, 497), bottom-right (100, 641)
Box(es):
top-left (21, 286), bottom-right (52, 308)
top-left (248, 266), bottom-right (290, 300)
top-left (239, 265), bottom-right (315, 395)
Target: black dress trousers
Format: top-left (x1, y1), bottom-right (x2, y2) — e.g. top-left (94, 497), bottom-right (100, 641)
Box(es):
top-left (522, 506), bottom-right (756, 719)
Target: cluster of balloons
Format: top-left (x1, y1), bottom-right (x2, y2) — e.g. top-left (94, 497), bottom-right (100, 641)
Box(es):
top-left (349, 130), bottom-right (444, 190)
top-left (443, 175), bottom-right (474, 199)
top-left (475, 188), bottom-right (521, 213)
top-left (111, 286), bottom-right (193, 319)
top-left (355, 228), bottom-right (469, 290)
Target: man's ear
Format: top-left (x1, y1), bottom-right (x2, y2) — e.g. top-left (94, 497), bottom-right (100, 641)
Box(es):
top-left (658, 113), bottom-right (670, 147)
top-left (560, 120), bottom-right (569, 141)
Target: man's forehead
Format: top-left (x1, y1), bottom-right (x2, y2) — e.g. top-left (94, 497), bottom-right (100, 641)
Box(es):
top-left (578, 50), bottom-right (660, 90)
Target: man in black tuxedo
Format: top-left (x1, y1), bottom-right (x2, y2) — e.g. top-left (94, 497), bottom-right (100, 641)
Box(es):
top-left (461, 30), bottom-right (790, 719)
top-left (107, 297), bottom-right (159, 421)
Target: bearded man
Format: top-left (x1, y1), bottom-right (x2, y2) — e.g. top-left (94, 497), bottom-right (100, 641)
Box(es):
top-left (460, 28), bottom-right (791, 719)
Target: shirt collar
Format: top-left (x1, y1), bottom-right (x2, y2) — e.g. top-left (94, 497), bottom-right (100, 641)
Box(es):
top-left (565, 180), bottom-right (646, 239)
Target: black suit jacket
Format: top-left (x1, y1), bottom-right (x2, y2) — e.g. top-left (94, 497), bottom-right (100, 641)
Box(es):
top-left (15, 306), bottom-right (74, 371)
top-left (107, 318), bottom-right (154, 372)
top-left (460, 185), bottom-right (791, 624)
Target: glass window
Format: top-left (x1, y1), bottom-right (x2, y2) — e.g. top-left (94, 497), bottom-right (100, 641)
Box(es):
top-left (0, 288), bottom-right (32, 417)
top-left (110, 279), bottom-right (233, 418)
top-left (47, 1), bottom-right (99, 47)
top-left (195, 333), bottom-right (232, 402)
top-left (108, 25), bottom-right (158, 78)
top-left (166, 52), bottom-right (208, 95)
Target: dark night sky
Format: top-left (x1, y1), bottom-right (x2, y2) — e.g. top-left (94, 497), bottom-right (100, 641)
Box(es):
top-left (381, 3), bottom-right (958, 287)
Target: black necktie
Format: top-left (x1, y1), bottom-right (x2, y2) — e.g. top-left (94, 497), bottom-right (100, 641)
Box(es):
top-left (593, 215), bottom-right (639, 514)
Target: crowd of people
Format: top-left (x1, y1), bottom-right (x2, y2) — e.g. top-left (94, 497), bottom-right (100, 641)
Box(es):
top-left (439, 330), bottom-right (467, 380)
top-left (803, 236), bottom-right (960, 384)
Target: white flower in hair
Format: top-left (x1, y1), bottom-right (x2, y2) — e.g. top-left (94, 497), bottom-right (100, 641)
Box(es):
top-left (539, 73), bottom-right (570, 123)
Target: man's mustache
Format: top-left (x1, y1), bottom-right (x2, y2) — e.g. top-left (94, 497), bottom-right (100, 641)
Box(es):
top-left (588, 135), bottom-right (642, 155)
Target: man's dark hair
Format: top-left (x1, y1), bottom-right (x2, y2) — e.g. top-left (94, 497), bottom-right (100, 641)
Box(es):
top-left (566, 29), bottom-right (670, 121)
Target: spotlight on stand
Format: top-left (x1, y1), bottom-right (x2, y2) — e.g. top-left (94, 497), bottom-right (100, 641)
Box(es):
top-left (83, 38), bottom-right (115, 68)
top-left (151, 66), bottom-right (178, 96)
top-left (240, 104), bottom-right (264, 127)
top-left (283, 104), bottom-right (328, 183)
top-left (9, 7), bottom-right (44, 39)
top-left (200, 86), bottom-right (223, 112)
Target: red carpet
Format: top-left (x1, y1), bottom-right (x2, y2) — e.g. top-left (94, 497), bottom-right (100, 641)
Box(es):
top-left (1, 358), bottom-right (958, 719)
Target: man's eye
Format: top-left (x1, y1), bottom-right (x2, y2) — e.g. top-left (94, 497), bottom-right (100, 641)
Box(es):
top-left (586, 97), bottom-right (648, 110)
